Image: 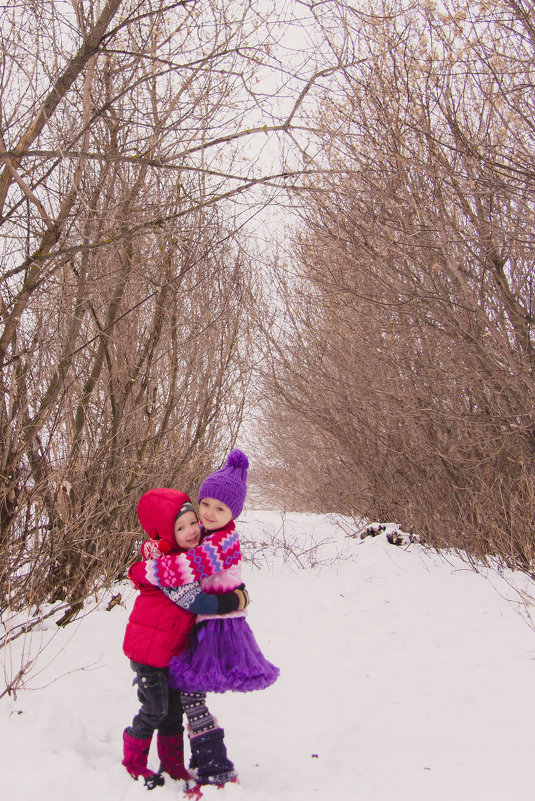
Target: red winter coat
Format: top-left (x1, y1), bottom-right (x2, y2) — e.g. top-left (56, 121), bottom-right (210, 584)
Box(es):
top-left (122, 488), bottom-right (196, 668)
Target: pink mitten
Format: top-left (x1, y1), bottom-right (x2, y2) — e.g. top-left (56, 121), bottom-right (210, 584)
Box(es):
top-left (140, 528), bottom-right (173, 559)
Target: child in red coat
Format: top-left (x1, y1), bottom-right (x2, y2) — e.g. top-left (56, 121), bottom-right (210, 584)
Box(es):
top-left (122, 489), bottom-right (247, 789)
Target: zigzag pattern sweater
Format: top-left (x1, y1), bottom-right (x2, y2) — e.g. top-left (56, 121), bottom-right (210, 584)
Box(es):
top-left (131, 522), bottom-right (241, 588)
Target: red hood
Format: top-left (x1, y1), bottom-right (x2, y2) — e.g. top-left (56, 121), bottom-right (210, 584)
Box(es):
top-left (137, 487), bottom-right (193, 549)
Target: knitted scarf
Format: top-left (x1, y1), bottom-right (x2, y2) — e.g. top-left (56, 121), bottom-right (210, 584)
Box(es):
top-left (138, 523), bottom-right (241, 587)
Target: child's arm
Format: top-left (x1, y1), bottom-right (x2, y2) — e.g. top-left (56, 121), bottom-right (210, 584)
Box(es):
top-left (130, 527), bottom-right (241, 588)
top-left (127, 560), bottom-right (249, 614)
top-left (162, 583), bottom-right (249, 615)
top-left (132, 536), bottom-right (248, 613)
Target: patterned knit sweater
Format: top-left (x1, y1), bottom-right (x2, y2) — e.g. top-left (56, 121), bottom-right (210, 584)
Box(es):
top-left (130, 522), bottom-right (241, 588)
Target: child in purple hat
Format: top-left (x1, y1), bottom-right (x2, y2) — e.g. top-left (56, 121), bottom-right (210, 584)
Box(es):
top-left (133, 450), bottom-right (279, 789)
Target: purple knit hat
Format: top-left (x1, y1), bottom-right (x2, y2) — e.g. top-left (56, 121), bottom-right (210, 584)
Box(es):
top-left (198, 449), bottom-right (249, 520)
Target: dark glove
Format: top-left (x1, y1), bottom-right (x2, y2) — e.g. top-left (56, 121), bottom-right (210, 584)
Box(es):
top-left (217, 583), bottom-right (250, 614)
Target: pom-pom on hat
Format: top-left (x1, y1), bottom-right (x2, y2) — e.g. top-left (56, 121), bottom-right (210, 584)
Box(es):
top-left (198, 449), bottom-right (249, 520)
top-left (137, 488), bottom-right (194, 547)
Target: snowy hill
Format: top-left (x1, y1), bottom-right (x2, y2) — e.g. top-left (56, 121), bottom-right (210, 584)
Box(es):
top-left (2, 511), bottom-right (535, 801)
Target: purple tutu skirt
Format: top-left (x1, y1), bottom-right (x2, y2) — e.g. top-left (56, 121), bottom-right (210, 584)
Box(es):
top-left (168, 617), bottom-right (280, 693)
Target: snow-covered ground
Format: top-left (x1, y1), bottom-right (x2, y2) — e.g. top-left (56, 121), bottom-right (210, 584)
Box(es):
top-left (2, 510), bottom-right (535, 801)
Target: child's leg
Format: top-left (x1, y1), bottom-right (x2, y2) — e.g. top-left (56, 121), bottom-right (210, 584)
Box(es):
top-left (181, 691), bottom-right (217, 736)
top-left (156, 684), bottom-right (191, 781)
top-left (181, 691), bottom-right (237, 786)
top-left (127, 661), bottom-right (172, 739)
top-left (158, 682), bottom-right (185, 736)
top-left (123, 661), bottom-right (169, 787)
top-left (188, 727), bottom-right (237, 786)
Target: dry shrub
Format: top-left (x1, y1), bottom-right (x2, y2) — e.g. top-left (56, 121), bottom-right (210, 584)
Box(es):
top-left (254, 0), bottom-right (535, 572)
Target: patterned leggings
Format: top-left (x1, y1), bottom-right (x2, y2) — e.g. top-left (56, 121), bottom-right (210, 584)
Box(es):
top-left (180, 691), bottom-right (217, 736)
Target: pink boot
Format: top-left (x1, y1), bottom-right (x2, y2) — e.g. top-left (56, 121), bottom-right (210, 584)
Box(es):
top-left (157, 732), bottom-right (192, 781)
top-left (122, 730), bottom-right (165, 789)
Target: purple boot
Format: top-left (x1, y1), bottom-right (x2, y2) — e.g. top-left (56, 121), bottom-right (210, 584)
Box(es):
top-left (189, 727), bottom-right (238, 786)
top-left (157, 732), bottom-right (192, 782)
top-left (122, 730), bottom-right (164, 789)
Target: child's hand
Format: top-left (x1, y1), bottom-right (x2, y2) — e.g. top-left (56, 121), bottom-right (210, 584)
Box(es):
top-left (140, 528), bottom-right (173, 559)
top-left (232, 583), bottom-right (250, 610)
top-left (216, 583), bottom-right (250, 614)
top-left (141, 538), bottom-right (172, 559)
top-left (128, 561), bottom-right (146, 588)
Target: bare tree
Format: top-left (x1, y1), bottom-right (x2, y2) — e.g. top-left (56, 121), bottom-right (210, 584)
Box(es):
top-left (0, 0), bottom-right (318, 693)
top-left (256, 0), bottom-right (535, 569)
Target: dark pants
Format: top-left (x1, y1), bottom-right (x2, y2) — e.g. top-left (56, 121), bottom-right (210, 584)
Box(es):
top-left (127, 660), bottom-right (184, 740)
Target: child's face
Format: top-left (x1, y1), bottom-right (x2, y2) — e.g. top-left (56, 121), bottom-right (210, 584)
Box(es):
top-left (174, 511), bottom-right (201, 549)
top-left (198, 497), bottom-right (233, 531)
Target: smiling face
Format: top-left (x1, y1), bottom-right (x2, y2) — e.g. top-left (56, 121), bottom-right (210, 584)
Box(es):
top-left (198, 497), bottom-right (233, 531)
top-left (173, 510), bottom-right (201, 549)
